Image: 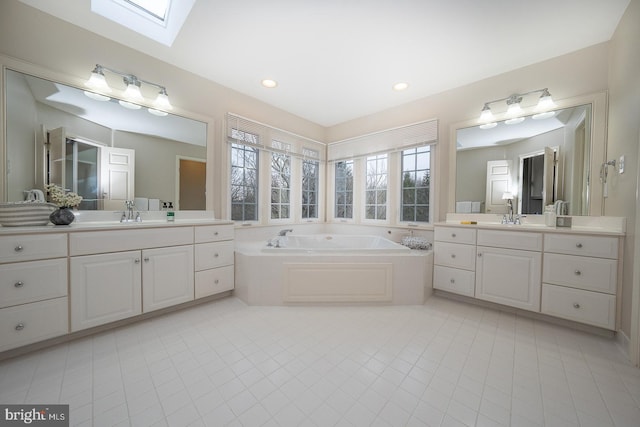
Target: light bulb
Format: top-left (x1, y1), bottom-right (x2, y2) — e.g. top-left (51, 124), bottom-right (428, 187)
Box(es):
top-left (123, 82), bottom-right (143, 102)
top-left (85, 66), bottom-right (111, 93)
top-left (154, 89), bottom-right (173, 110)
top-left (537, 89), bottom-right (555, 110)
top-left (479, 104), bottom-right (494, 123)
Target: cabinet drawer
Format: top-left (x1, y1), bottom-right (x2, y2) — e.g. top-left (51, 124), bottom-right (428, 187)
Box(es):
top-left (70, 227), bottom-right (193, 255)
top-left (543, 253), bottom-right (617, 294)
top-left (0, 233), bottom-right (67, 263)
top-left (195, 241), bottom-right (234, 271)
top-left (541, 284), bottom-right (615, 330)
top-left (433, 265), bottom-right (474, 297)
top-left (195, 224), bottom-right (234, 243)
top-left (477, 229), bottom-right (542, 251)
top-left (434, 227), bottom-right (476, 244)
top-left (195, 265), bottom-right (234, 298)
top-left (544, 234), bottom-right (618, 259)
top-left (0, 259), bottom-right (68, 308)
top-left (434, 242), bottom-right (475, 270)
top-left (0, 297), bottom-right (68, 352)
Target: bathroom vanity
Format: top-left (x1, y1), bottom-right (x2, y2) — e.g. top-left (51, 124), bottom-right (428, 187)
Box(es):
top-left (434, 215), bottom-right (624, 331)
top-left (0, 219), bottom-right (234, 354)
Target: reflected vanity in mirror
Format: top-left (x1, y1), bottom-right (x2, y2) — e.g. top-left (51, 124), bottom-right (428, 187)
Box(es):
top-left (3, 67), bottom-right (209, 212)
top-left (450, 92), bottom-right (607, 218)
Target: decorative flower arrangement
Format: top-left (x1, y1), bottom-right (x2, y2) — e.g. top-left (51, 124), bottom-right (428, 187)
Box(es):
top-left (45, 184), bottom-right (83, 208)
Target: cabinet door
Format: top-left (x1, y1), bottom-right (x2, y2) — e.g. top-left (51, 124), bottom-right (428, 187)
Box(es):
top-left (476, 246), bottom-right (542, 312)
top-left (142, 245), bottom-right (194, 313)
top-left (70, 251), bottom-right (142, 331)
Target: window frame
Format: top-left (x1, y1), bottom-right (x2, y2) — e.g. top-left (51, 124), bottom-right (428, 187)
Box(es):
top-left (399, 145), bottom-right (433, 225)
top-left (363, 153), bottom-right (388, 222)
top-left (334, 160), bottom-right (354, 220)
top-left (230, 141), bottom-right (260, 223)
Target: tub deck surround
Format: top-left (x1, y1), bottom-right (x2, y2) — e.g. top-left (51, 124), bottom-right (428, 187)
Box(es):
top-left (434, 216), bottom-right (625, 331)
top-left (0, 218), bottom-right (234, 354)
top-left (235, 236), bottom-right (433, 305)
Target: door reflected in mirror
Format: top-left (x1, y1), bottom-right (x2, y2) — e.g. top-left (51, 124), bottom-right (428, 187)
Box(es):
top-left (455, 105), bottom-right (591, 216)
top-left (4, 68), bottom-right (208, 211)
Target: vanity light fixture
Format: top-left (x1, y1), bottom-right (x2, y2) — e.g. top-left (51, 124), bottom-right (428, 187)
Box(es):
top-left (478, 88), bottom-right (555, 127)
top-left (84, 64), bottom-right (173, 115)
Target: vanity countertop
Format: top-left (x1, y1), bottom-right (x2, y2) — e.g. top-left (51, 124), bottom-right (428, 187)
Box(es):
top-left (439, 214), bottom-right (626, 236)
top-left (0, 218), bottom-right (234, 235)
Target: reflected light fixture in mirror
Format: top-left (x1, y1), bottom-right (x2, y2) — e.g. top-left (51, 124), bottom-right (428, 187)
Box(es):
top-left (85, 64), bottom-right (173, 115)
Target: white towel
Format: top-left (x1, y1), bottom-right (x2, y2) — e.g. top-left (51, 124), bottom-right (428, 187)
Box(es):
top-left (134, 197), bottom-right (149, 211)
top-left (471, 201), bottom-right (482, 213)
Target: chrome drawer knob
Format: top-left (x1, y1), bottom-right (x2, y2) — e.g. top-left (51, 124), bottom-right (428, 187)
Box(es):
top-left (576, 243), bottom-right (583, 248)
top-left (573, 303), bottom-right (581, 309)
top-left (15, 323), bottom-right (25, 331)
top-left (14, 245), bottom-right (24, 252)
top-left (134, 258), bottom-right (140, 264)
top-left (477, 253), bottom-right (482, 257)
top-left (214, 232), bottom-right (219, 236)
top-left (451, 233), bottom-right (456, 238)
top-left (14, 281), bottom-right (24, 288)
top-left (144, 257), bottom-right (150, 262)
top-left (214, 253), bottom-right (219, 258)
top-left (574, 270), bottom-right (582, 276)
top-left (451, 254), bottom-right (456, 258)
top-left (214, 279), bottom-right (219, 284)
top-left (450, 279), bottom-right (455, 284)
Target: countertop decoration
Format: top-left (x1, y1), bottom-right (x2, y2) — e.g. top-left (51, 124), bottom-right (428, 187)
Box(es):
top-left (45, 184), bottom-right (83, 225)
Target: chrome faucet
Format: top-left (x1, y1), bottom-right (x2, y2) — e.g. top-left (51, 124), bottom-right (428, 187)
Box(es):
top-left (278, 229), bottom-right (293, 236)
top-left (121, 200), bottom-right (142, 222)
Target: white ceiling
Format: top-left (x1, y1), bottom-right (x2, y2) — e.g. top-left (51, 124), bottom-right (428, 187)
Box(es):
top-left (18, 0), bottom-right (630, 127)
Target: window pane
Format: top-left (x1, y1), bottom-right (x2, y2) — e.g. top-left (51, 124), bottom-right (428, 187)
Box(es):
top-left (230, 144), bottom-right (259, 221)
top-left (400, 146), bottom-right (431, 223)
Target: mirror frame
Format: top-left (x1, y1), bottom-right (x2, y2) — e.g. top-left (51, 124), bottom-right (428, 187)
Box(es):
top-left (0, 54), bottom-right (216, 212)
top-left (448, 91), bottom-right (608, 217)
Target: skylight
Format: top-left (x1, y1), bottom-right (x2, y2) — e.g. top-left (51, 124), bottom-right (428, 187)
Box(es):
top-left (91, 0), bottom-right (195, 46)
top-left (124, 0), bottom-right (171, 22)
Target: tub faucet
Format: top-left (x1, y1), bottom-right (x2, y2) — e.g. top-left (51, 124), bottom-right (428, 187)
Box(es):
top-left (278, 229), bottom-right (293, 236)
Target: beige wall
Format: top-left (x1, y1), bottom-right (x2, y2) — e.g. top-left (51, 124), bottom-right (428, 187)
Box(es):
top-left (606, 0), bottom-right (640, 339)
top-left (2, 0), bottom-right (639, 342)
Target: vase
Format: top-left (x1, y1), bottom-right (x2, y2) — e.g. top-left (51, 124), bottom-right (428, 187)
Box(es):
top-left (49, 207), bottom-right (75, 225)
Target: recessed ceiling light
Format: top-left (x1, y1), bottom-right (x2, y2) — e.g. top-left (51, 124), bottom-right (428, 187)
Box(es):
top-left (261, 79), bottom-right (278, 88)
top-left (393, 82), bottom-right (409, 91)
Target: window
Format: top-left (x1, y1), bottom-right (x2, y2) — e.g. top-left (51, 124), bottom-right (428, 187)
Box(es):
top-left (401, 146), bottom-right (431, 222)
top-left (125, 0), bottom-right (171, 21)
top-left (365, 154), bottom-right (387, 220)
top-left (271, 141), bottom-right (291, 220)
top-left (334, 160), bottom-right (353, 218)
top-left (230, 141), bottom-right (259, 221)
top-left (302, 149), bottom-right (319, 219)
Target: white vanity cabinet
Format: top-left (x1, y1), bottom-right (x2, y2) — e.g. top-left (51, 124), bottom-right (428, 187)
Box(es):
top-left (69, 227), bottom-right (194, 331)
top-left (0, 234), bottom-right (69, 352)
top-left (475, 229), bottom-right (542, 312)
top-left (194, 224), bottom-right (235, 298)
top-left (433, 226), bottom-right (477, 296)
top-left (541, 234), bottom-right (619, 329)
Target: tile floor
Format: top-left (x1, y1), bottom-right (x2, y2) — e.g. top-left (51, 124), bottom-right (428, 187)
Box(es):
top-left (1, 295), bottom-right (639, 427)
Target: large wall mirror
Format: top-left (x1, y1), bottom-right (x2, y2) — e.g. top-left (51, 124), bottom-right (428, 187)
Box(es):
top-left (449, 92), bottom-right (607, 217)
top-left (2, 64), bottom-right (210, 212)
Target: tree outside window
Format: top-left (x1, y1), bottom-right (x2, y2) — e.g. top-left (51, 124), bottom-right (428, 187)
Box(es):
top-left (401, 146), bottom-right (430, 222)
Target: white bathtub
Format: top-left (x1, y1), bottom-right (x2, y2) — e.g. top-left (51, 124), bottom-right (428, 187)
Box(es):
top-left (235, 235), bottom-right (433, 305)
top-left (263, 234), bottom-right (411, 253)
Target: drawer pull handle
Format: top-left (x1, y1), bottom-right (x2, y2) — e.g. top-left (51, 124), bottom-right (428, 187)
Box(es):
top-left (144, 257), bottom-right (150, 262)
top-left (14, 281), bottom-right (24, 288)
top-left (214, 232), bottom-right (219, 236)
top-left (214, 279), bottom-right (219, 284)
top-left (15, 323), bottom-right (25, 331)
top-left (450, 279), bottom-right (455, 284)
top-left (573, 303), bottom-right (581, 309)
top-left (574, 270), bottom-right (582, 276)
top-left (214, 253), bottom-right (219, 258)
top-left (451, 254), bottom-right (456, 259)
top-left (134, 258), bottom-right (140, 264)
top-left (451, 233), bottom-right (456, 238)
top-left (14, 245), bottom-right (24, 252)
top-left (576, 243), bottom-right (583, 248)
top-left (477, 253), bottom-right (482, 257)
